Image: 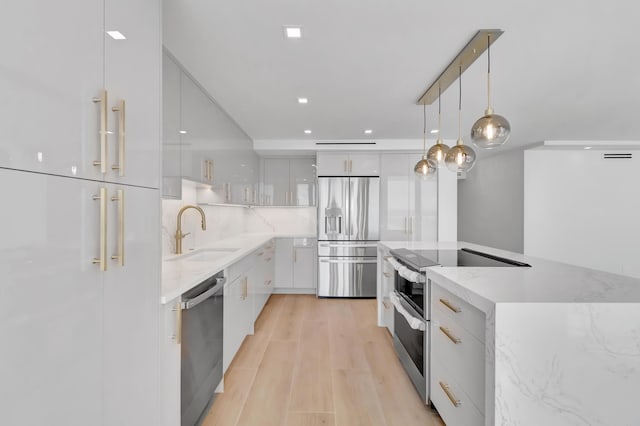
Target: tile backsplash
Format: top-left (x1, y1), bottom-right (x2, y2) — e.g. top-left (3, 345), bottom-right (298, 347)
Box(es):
top-left (161, 180), bottom-right (316, 256)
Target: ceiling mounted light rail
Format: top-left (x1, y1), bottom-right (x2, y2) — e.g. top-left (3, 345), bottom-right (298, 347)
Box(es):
top-left (416, 29), bottom-right (503, 106)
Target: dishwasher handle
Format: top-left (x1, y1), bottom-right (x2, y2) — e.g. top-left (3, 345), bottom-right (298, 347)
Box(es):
top-left (182, 277), bottom-right (226, 310)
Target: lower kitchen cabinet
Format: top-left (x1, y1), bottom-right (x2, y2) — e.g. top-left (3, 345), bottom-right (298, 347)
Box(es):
top-left (430, 279), bottom-right (486, 426)
top-left (223, 272), bottom-right (252, 372)
top-left (274, 238), bottom-right (317, 293)
top-left (377, 246), bottom-right (394, 334)
top-left (0, 168), bottom-right (160, 426)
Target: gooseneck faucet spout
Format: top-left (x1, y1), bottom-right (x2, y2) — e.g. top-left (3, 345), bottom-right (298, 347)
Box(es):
top-left (175, 205), bottom-right (207, 254)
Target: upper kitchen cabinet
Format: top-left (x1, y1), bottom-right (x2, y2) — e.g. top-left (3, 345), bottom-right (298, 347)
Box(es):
top-left (316, 152), bottom-right (380, 176)
top-left (162, 53), bottom-right (182, 199)
top-left (262, 157), bottom-right (316, 206)
top-left (104, 0), bottom-right (160, 188)
top-left (0, 0), bottom-right (104, 181)
top-left (379, 153), bottom-right (437, 241)
top-left (0, 0), bottom-right (160, 187)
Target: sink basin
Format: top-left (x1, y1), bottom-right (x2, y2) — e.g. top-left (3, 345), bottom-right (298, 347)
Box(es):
top-left (166, 248), bottom-right (240, 263)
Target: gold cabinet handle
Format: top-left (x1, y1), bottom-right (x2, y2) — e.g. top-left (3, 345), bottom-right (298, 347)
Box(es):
top-left (92, 187), bottom-right (108, 271)
top-left (439, 381), bottom-right (461, 407)
top-left (383, 271), bottom-right (392, 278)
top-left (172, 301), bottom-right (182, 344)
top-left (439, 298), bottom-right (462, 313)
top-left (349, 159), bottom-right (353, 173)
top-left (294, 248), bottom-right (297, 263)
top-left (111, 100), bottom-right (125, 176)
top-left (439, 326), bottom-right (462, 344)
top-left (382, 300), bottom-right (391, 309)
top-left (343, 159), bottom-right (347, 172)
top-left (92, 90), bottom-right (108, 174)
top-left (111, 189), bottom-right (124, 266)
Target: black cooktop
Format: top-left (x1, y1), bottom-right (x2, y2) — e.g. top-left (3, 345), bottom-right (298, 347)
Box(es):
top-left (390, 248), bottom-right (531, 270)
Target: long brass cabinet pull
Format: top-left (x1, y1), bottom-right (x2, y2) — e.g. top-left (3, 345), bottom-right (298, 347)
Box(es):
top-left (92, 90), bottom-right (108, 174)
top-left (92, 187), bottom-right (108, 271)
top-left (111, 100), bottom-right (125, 176)
top-left (439, 326), bottom-right (462, 344)
top-left (439, 298), bottom-right (462, 313)
top-left (111, 189), bottom-right (125, 266)
top-left (344, 160), bottom-right (347, 172)
top-left (439, 381), bottom-right (461, 407)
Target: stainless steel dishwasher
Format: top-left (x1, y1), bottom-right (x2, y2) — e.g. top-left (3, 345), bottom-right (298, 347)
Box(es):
top-left (181, 271), bottom-right (225, 426)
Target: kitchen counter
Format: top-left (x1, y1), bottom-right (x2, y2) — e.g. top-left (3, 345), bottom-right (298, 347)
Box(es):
top-left (161, 233), bottom-right (315, 303)
top-left (380, 241), bottom-right (640, 426)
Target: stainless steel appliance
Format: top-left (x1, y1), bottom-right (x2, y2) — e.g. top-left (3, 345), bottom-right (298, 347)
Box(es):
top-left (181, 272), bottom-right (225, 426)
top-left (388, 247), bottom-right (531, 404)
top-left (317, 176), bottom-right (380, 297)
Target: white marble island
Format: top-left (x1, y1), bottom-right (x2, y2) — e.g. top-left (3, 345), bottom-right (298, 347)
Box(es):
top-left (379, 241), bottom-right (640, 426)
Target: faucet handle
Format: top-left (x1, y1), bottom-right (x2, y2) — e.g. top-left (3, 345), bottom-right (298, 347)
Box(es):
top-left (180, 232), bottom-right (191, 239)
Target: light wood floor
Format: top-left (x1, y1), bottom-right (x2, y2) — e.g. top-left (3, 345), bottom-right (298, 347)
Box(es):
top-left (203, 294), bottom-right (444, 426)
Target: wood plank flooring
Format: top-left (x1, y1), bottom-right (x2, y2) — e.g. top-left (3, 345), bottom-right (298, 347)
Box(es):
top-left (203, 295), bottom-right (444, 426)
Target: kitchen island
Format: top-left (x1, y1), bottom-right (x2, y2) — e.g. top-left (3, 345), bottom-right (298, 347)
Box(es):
top-left (379, 241), bottom-right (640, 426)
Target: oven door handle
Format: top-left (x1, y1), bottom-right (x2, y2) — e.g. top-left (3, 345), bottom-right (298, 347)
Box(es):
top-left (390, 292), bottom-right (426, 331)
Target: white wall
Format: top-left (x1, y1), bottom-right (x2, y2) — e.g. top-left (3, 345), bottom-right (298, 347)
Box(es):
top-left (524, 147), bottom-right (640, 278)
top-left (458, 148), bottom-right (525, 252)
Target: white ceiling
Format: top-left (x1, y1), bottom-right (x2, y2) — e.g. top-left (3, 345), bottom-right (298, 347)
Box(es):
top-left (163, 0), bottom-right (640, 150)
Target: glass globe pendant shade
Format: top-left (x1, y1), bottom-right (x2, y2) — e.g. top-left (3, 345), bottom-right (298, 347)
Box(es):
top-left (471, 110), bottom-right (511, 149)
top-left (414, 155), bottom-right (436, 178)
top-left (426, 140), bottom-right (451, 168)
top-left (445, 140), bottom-right (476, 172)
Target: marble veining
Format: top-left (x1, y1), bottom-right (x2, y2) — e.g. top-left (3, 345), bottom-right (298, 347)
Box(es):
top-left (381, 241), bottom-right (640, 426)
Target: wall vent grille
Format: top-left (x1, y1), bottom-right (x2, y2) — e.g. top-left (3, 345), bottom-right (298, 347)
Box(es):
top-left (603, 153), bottom-right (632, 159)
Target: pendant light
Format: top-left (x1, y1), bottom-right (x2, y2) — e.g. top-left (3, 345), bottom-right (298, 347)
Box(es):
top-left (471, 34), bottom-right (511, 148)
top-left (414, 103), bottom-right (437, 178)
top-left (426, 86), bottom-right (450, 168)
top-left (445, 66), bottom-right (476, 172)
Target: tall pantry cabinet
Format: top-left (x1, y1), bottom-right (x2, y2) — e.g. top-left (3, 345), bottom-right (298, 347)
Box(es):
top-left (0, 1), bottom-right (161, 425)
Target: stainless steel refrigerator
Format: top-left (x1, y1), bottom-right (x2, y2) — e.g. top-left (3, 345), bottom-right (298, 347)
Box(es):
top-left (317, 177), bottom-right (380, 297)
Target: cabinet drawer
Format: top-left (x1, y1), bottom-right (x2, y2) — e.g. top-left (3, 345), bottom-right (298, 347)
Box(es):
top-left (432, 313), bottom-right (485, 413)
top-left (227, 253), bottom-right (253, 283)
top-left (431, 281), bottom-right (485, 343)
top-left (431, 357), bottom-right (484, 426)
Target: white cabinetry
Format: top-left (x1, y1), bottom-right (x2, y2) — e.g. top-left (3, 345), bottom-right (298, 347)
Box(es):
top-left (262, 158), bottom-right (316, 206)
top-left (162, 53), bottom-right (182, 199)
top-left (430, 280), bottom-right (485, 426)
top-left (252, 240), bottom-right (275, 321)
top-left (376, 247), bottom-right (394, 334)
top-left (223, 273), bottom-right (252, 373)
top-left (1, 0), bottom-right (160, 189)
top-left (379, 154), bottom-right (437, 241)
top-left (316, 152), bottom-right (380, 176)
top-left (274, 238), bottom-right (316, 293)
top-left (0, 169), bottom-right (160, 426)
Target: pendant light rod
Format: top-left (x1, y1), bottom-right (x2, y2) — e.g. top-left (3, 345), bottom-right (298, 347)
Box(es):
top-left (486, 35), bottom-right (492, 111)
top-left (437, 86), bottom-right (442, 136)
top-left (417, 29), bottom-right (503, 105)
top-left (423, 103), bottom-right (427, 152)
top-left (458, 65), bottom-right (462, 143)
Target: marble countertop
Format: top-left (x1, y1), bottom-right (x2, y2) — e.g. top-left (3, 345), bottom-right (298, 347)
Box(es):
top-left (380, 241), bottom-right (640, 313)
top-left (161, 232), bottom-right (316, 304)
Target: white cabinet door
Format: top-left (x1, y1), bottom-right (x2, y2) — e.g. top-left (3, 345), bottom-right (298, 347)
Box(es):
top-left (263, 158), bottom-right (290, 205)
top-left (0, 0), bottom-right (104, 181)
top-left (349, 153), bottom-right (380, 176)
top-left (103, 184), bottom-right (160, 426)
top-left (275, 238), bottom-right (294, 287)
top-left (223, 275), bottom-right (243, 372)
top-left (412, 171), bottom-right (438, 241)
top-left (316, 152), bottom-right (349, 176)
top-left (0, 169), bottom-right (103, 425)
top-left (290, 158), bottom-right (316, 206)
top-left (180, 73), bottom-right (212, 183)
top-left (293, 246), bottom-right (316, 289)
top-left (104, 0), bottom-right (160, 189)
top-left (380, 154), bottom-right (411, 240)
top-left (162, 52), bottom-right (182, 199)
top-left (160, 299), bottom-right (181, 426)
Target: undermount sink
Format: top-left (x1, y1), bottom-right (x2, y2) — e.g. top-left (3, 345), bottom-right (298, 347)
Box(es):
top-left (166, 248), bottom-right (240, 262)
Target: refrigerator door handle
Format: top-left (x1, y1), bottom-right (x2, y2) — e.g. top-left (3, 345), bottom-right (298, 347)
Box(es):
top-left (319, 259), bottom-right (377, 264)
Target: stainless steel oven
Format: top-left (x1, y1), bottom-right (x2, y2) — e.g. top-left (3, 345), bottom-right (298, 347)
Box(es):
top-left (389, 256), bottom-right (430, 403)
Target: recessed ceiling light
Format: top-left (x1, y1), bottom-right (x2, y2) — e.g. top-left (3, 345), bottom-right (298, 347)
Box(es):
top-left (284, 26), bottom-right (302, 39)
top-left (298, 98), bottom-right (308, 104)
top-left (304, 130), bottom-right (312, 134)
top-left (584, 146), bottom-right (592, 150)
top-left (364, 129), bottom-right (373, 134)
top-left (430, 129), bottom-right (439, 134)
top-left (107, 30), bottom-right (126, 40)
top-left (179, 130), bottom-right (188, 134)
